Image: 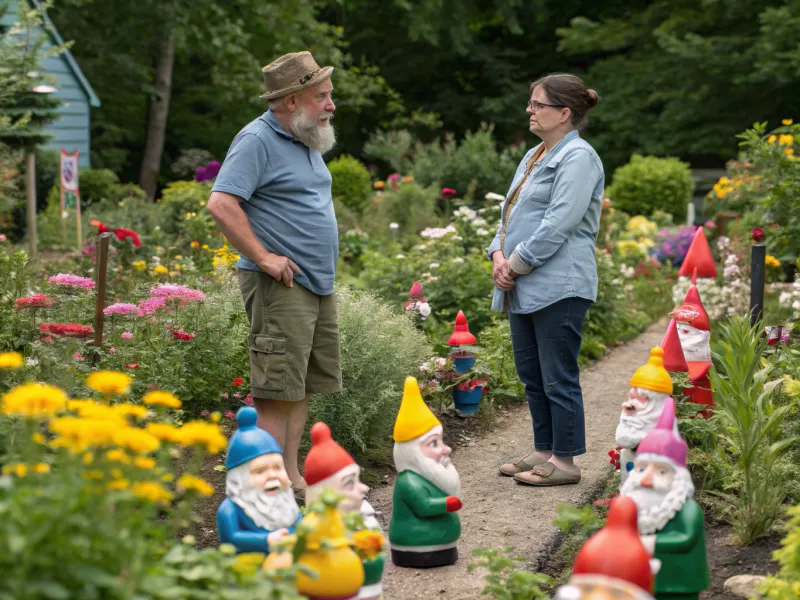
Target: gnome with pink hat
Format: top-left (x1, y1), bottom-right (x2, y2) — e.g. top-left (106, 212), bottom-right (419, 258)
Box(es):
top-left (620, 398), bottom-right (709, 600)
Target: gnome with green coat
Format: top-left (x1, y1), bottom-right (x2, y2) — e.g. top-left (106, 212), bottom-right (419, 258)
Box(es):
top-left (620, 397), bottom-right (709, 600)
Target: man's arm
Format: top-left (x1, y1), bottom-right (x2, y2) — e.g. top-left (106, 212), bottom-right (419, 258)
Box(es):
top-left (207, 191), bottom-right (299, 286)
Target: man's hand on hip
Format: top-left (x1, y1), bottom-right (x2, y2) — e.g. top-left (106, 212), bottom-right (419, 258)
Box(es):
top-left (259, 253), bottom-right (301, 287)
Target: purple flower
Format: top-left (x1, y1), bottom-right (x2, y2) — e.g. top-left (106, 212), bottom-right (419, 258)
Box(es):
top-left (194, 160), bottom-right (221, 182)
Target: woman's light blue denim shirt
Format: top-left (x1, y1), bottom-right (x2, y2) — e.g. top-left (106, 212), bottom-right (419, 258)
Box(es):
top-left (487, 130), bottom-right (605, 314)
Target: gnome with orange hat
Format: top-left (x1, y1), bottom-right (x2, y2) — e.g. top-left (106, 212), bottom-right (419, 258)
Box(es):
top-left (304, 422), bottom-right (385, 599)
top-left (389, 376), bottom-right (462, 568)
top-left (621, 398), bottom-right (709, 600)
top-left (553, 496), bottom-right (655, 600)
top-left (615, 347), bottom-right (674, 488)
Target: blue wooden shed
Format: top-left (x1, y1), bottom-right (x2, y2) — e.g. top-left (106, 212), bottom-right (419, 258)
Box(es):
top-left (1, 0), bottom-right (101, 167)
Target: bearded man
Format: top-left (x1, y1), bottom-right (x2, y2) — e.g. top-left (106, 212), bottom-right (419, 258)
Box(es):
top-left (620, 398), bottom-right (709, 600)
top-left (615, 347), bottom-right (673, 487)
top-left (389, 377), bottom-right (462, 568)
top-left (208, 51), bottom-right (341, 499)
top-left (217, 407), bottom-right (302, 553)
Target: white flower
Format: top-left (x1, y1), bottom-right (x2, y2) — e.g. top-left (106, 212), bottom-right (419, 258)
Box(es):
top-left (452, 257), bottom-right (465, 263)
top-left (418, 302), bottom-right (431, 317)
top-left (416, 244), bottom-right (427, 250)
top-left (724, 265), bottom-right (741, 277)
top-left (426, 275), bottom-right (440, 282)
top-left (435, 357), bottom-right (446, 367)
top-left (472, 217), bottom-right (487, 227)
top-left (421, 272), bottom-right (431, 278)
top-left (389, 222), bottom-right (399, 230)
top-left (476, 228), bottom-right (490, 236)
top-left (154, 226), bottom-right (161, 231)
top-left (25, 358), bottom-right (39, 367)
top-left (725, 254), bottom-right (738, 266)
top-left (395, 254), bottom-right (405, 259)
top-left (61, 211), bottom-right (68, 219)
top-left (429, 263), bottom-right (440, 269)
top-left (485, 192), bottom-right (505, 201)
top-left (780, 292), bottom-right (792, 304)
top-left (793, 301), bottom-right (800, 311)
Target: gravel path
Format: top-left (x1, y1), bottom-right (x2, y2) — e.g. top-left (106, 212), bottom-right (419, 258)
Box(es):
top-left (368, 320), bottom-right (667, 599)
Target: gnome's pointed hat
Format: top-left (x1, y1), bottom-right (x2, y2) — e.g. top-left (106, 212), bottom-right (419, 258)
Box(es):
top-left (393, 377), bottom-right (442, 442)
top-left (660, 319), bottom-right (689, 373)
top-left (636, 397), bottom-right (688, 468)
top-left (630, 347), bottom-right (673, 394)
top-left (409, 282), bottom-right (424, 299)
top-left (679, 228), bottom-right (717, 278)
top-left (304, 422), bottom-right (357, 487)
top-left (225, 406), bottom-right (282, 469)
top-left (572, 496), bottom-right (654, 593)
top-left (447, 310), bottom-right (477, 346)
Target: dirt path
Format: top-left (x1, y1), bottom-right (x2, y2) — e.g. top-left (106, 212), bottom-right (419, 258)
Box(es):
top-left (368, 321), bottom-right (667, 600)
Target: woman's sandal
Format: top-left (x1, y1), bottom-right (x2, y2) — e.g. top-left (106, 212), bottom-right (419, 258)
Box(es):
top-left (498, 454), bottom-right (550, 477)
top-left (513, 462), bottom-right (581, 486)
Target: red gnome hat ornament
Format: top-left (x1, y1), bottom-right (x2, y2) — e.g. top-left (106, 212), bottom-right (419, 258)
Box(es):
top-left (447, 310), bottom-right (477, 346)
top-left (660, 319), bottom-right (689, 373)
top-left (679, 228), bottom-right (717, 279)
top-left (409, 282), bottom-right (424, 300)
top-left (572, 496), bottom-right (654, 594)
top-left (303, 422), bottom-right (356, 487)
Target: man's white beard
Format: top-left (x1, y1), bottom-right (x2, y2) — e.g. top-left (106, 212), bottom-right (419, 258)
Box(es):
top-left (226, 464), bottom-right (301, 532)
top-left (290, 105), bottom-right (336, 154)
top-left (677, 325), bottom-right (711, 363)
top-left (620, 463), bottom-right (694, 535)
top-left (394, 438), bottom-right (461, 497)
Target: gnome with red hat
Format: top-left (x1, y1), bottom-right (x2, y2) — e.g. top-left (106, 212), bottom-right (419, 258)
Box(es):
top-left (620, 398), bottom-right (709, 600)
top-left (304, 422), bottom-right (384, 599)
top-left (554, 496), bottom-right (655, 600)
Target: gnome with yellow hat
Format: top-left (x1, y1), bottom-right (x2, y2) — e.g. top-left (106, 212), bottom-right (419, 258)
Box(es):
top-left (615, 347), bottom-right (674, 487)
top-left (389, 377), bottom-right (462, 568)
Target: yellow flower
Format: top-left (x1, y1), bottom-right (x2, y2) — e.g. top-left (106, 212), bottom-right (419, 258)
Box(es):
top-left (113, 428), bottom-right (160, 454)
top-left (132, 481), bottom-right (173, 505)
top-left (83, 469), bottom-right (105, 480)
top-left (156, 246), bottom-right (164, 253)
top-left (32, 433), bottom-right (45, 444)
top-left (785, 148), bottom-right (794, 157)
top-left (353, 529), bottom-right (384, 559)
top-left (111, 468), bottom-right (124, 480)
top-left (765, 255), bottom-right (781, 268)
top-left (2, 463), bottom-right (28, 477)
top-left (83, 452), bottom-right (94, 464)
top-left (1, 382), bottom-right (68, 419)
top-left (134, 456), bottom-right (156, 470)
top-left (86, 371), bottom-right (132, 396)
top-left (175, 255), bottom-right (182, 260)
top-left (177, 474), bottom-right (214, 496)
top-left (201, 244), bottom-right (209, 250)
top-left (210, 411), bottom-right (221, 423)
top-left (768, 135), bottom-right (777, 144)
top-left (778, 134), bottom-right (794, 146)
top-left (50, 417), bottom-right (118, 453)
top-left (161, 473), bottom-right (174, 482)
top-left (143, 391), bottom-right (182, 409)
top-left (106, 449), bottom-right (130, 464)
top-left (71, 402), bottom-right (128, 423)
top-left (32, 462), bottom-right (50, 474)
top-left (175, 421), bottom-right (227, 454)
top-left (190, 241), bottom-right (200, 248)
top-left (145, 423), bottom-right (182, 443)
top-left (402, 176), bottom-right (414, 183)
top-left (133, 260), bottom-right (147, 272)
top-left (373, 181), bottom-right (385, 190)
top-left (112, 404), bottom-right (148, 419)
top-left (0, 352), bottom-right (23, 369)
top-left (783, 119), bottom-right (793, 126)
top-left (107, 479), bottom-right (129, 491)
top-left (154, 265), bottom-right (169, 275)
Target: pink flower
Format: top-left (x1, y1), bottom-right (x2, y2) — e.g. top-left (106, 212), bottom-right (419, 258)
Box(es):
top-left (103, 303), bottom-right (139, 316)
top-left (220, 392), bottom-right (229, 399)
top-left (49, 273), bottom-right (96, 289)
top-left (233, 393), bottom-right (242, 399)
top-left (201, 410), bottom-right (210, 417)
top-left (0, 234), bottom-right (6, 242)
top-left (150, 283), bottom-right (206, 304)
top-left (244, 394), bottom-right (253, 406)
top-left (121, 332), bottom-right (133, 340)
top-left (109, 347), bottom-right (117, 355)
top-left (137, 296), bottom-right (167, 316)
top-left (73, 352), bottom-right (84, 361)
top-left (171, 329), bottom-right (194, 342)
top-left (224, 411), bottom-right (235, 420)
top-left (441, 187), bottom-right (457, 198)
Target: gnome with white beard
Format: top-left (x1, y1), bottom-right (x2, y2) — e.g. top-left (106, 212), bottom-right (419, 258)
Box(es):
top-left (620, 398), bottom-right (709, 600)
top-left (217, 406), bottom-right (301, 553)
top-left (389, 376), bottom-right (462, 568)
top-left (615, 347), bottom-right (674, 487)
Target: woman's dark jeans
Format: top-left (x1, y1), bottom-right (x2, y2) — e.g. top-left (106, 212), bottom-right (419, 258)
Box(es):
top-left (508, 297), bottom-right (591, 457)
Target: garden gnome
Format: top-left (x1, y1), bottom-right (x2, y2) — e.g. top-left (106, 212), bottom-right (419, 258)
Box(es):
top-left (554, 496), bottom-right (655, 600)
top-left (678, 228), bottom-right (717, 279)
top-left (304, 422), bottom-right (385, 600)
top-left (389, 376), bottom-right (462, 568)
top-left (672, 272), bottom-right (714, 408)
top-left (615, 347), bottom-right (673, 488)
top-left (217, 406), bottom-right (301, 554)
top-left (620, 398), bottom-right (710, 600)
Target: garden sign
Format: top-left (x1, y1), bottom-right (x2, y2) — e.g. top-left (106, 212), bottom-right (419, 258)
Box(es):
top-left (59, 148), bottom-right (82, 250)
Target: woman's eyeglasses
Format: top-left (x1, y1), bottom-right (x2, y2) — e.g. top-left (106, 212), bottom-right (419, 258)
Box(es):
top-left (528, 100), bottom-right (565, 112)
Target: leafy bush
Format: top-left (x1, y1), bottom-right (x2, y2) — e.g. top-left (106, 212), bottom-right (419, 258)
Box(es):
top-left (363, 129), bottom-right (415, 174)
top-left (329, 154), bottom-right (372, 215)
top-left (359, 181), bottom-right (441, 240)
top-left (0, 245), bottom-right (29, 349)
top-left (34, 147), bottom-right (59, 210)
top-left (758, 503), bottom-right (800, 600)
top-left (607, 154), bottom-right (694, 221)
top-left (308, 286), bottom-right (432, 464)
top-left (0, 142), bottom-right (24, 240)
top-left (170, 148), bottom-right (215, 180)
top-left (468, 547), bottom-right (553, 600)
top-left (79, 168), bottom-right (121, 205)
top-left (158, 180), bottom-right (216, 242)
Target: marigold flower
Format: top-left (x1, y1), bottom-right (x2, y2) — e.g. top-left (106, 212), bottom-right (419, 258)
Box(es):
top-left (143, 390), bottom-right (182, 409)
top-left (2, 463), bottom-right (28, 477)
top-left (153, 265), bottom-right (169, 275)
top-left (32, 462), bottom-right (50, 474)
top-left (785, 148), bottom-right (795, 157)
top-left (134, 456), bottom-right (156, 470)
top-left (107, 478), bottom-right (130, 491)
top-left (15, 294), bottom-right (55, 309)
top-left (113, 428), bottom-right (160, 454)
top-left (106, 449), bottom-right (131, 464)
top-left (768, 135), bottom-right (777, 144)
top-left (2, 382), bottom-right (68, 419)
top-left (50, 417), bottom-right (118, 453)
top-left (132, 481), bottom-right (173, 505)
top-left (353, 530), bottom-right (384, 559)
top-left (133, 260), bottom-right (147, 271)
top-left (175, 421), bottom-right (227, 454)
top-left (765, 255), bottom-right (781, 268)
top-left (0, 352), bottom-right (23, 369)
top-left (778, 134), bottom-right (794, 146)
top-left (145, 423), bottom-right (182, 443)
top-left (177, 474), bottom-right (214, 496)
top-left (783, 119), bottom-right (793, 126)
top-left (86, 371), bottom-right (132, 396)
top-left (32, 433), bottom-right (45, 444)
top-left (114, 404), bottom-right (148, 419)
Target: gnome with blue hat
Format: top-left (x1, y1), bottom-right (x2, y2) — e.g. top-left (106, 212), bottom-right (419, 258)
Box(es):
top-left (217, 406), bottom-right (302, 553)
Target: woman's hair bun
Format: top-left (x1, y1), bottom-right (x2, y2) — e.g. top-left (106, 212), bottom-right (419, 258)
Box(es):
top-left (585, 89), bottom-right (599, 108)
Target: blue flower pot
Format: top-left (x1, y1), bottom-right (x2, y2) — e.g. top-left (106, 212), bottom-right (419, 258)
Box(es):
top-left (452, 353), bottom-right (476, 374)
top-left (453, 386), bottom-right (483, 415)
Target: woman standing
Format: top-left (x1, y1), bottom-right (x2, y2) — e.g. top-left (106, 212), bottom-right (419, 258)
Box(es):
top-left (489, 73), bottom-right (604, 486)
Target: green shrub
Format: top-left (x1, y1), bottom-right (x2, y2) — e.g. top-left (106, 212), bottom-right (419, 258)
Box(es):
top-left (308, 286), bottom-right (432, 465)
top-left (79, 168), bottom-right (120, 205)
top-left (158, 180), bottom-right (216, 242)
top-left (359, 181), bottom-right (440, 240)
top-left (363, 129), bottom-right (415, 174)
top-left (34, 147), bottom-right (59, 210)
top-left (758, 503), bottom-right (800, 600)
top-left (329, 154), bottom-right (372, 215)
top-left (607, 154), bottom-right (694, 221)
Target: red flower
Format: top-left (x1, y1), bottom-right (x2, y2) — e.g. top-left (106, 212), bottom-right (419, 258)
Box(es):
top-left (124, 363), bottom-right (140, 369)
top-left (39, 323), bottom-right (94, 338)
top-left (233, 377), bottom-right (244, 387)
top-left (607, 446), bottom-right (621, 470)
top-left (171, 329), bottom-right (195, 342)
top-left (38, 335), bottom-right (55, 343)
top-left (440, 187), bottom-right (457, 200)
top-left (15, 294), bottom-right (55, 309)
top-left (752, 227), bottom-right (766, 243)
top-left (90, 219), bottom-right (109, 234)
top-left (113, 228), bottom-right (141, 248)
